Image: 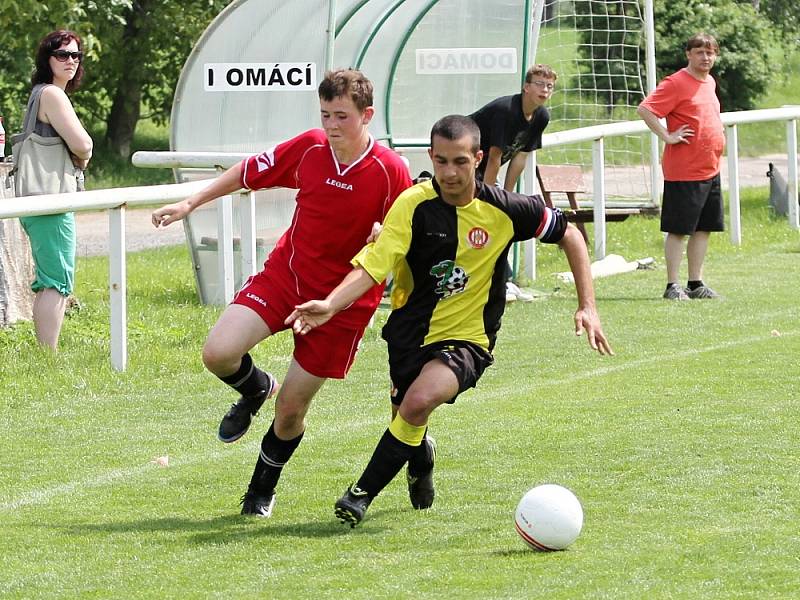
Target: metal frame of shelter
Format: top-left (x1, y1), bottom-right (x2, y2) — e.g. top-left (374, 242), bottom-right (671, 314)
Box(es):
top-left (336, 0), bottom-right (533, 144)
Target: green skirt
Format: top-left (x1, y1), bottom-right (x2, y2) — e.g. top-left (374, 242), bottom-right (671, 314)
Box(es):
top-left (20, 212), bottom-right (76, 295)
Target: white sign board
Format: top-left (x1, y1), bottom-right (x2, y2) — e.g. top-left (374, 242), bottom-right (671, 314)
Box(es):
top-left (204, 63), bottom-right (317, 92)
top-left (415, 48), bottom-right (517, 75)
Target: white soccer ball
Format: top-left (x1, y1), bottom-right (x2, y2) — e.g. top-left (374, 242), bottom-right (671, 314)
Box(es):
top-left (514, 484), bottom-right (584, 551)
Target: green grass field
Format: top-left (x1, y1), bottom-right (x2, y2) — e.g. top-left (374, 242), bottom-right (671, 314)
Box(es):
top-left (1, 187), bottom-right (798, 598)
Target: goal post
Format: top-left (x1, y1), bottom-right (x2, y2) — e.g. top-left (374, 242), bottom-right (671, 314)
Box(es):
top-left (529, 0), bottom-right (659, 207)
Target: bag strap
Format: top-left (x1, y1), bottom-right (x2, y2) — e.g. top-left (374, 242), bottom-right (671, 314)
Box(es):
top-left (20, 84), bottom-right (50, 140)
top-left (9, 84), bottom-right (51, 178)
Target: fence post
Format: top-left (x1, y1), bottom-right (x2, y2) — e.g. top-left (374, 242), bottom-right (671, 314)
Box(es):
top-left (109, 206), bottom-right (127, 371)
top-left (592, 138), bottom-right (606, 259)
top-left (788, 119), bottom-right (799, 230)
top-left (522, 151), bottom-right (537, 281)
top-left (239, 190), bottom-right (258, 279)
top-left (217, 194), bottom-right (235, 303)
top-left (726, 124), bottom-right (742, 245)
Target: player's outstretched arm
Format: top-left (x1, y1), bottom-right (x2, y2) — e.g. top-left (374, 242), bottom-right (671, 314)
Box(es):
top-left (285, 267), bottom-right (378, 335)
top-left (557, 225), bottom-right (614, 356)
top-left (151, 163), bottom-right (244, 228)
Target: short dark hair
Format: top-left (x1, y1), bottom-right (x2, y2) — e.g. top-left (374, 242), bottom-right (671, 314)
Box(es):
top-left (524, 63), bottom-right (558, 84)
top-left (318, 68), bottom-right (373, 111)
top-left (430, 115), bottom-right (481, 155)
top-left (32, 30), bottom-right (85, 93)
top-left (686, 33), bottom-right (719, 53)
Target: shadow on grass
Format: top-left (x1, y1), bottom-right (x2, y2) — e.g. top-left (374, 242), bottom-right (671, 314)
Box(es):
top-left (491, 548), bottom-right (562, 558)
top-left (595, 295), bottom-right (670, 303)
top-left (48, 510), bottom-right (394, 544)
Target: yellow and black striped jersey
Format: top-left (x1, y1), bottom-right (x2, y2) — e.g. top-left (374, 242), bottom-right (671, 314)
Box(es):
top-left (353, 178), bottom-right (567, 353)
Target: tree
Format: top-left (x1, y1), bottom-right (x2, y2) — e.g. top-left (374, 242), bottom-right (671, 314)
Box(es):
top-left (88, 0), bottom-right (230, 156)
top-left (0, 0), bottom-right (227, 158)
top-left (740, 0), bottom-right (800, 50)
top-left (0, 169), bottom-right (34, 325)
top-left (652, 0), bottom-right (771, 111)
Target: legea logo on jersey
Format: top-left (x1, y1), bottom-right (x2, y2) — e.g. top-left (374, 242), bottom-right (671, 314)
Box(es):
top-left (325, 178), bottom-right (353, 191)
top-left (245, 293), bottom-right (267, 307)
top-left (204, 63), bottom-right (316, 92)
top-left (255, 148), bottom-right (276, 173)
top-left (467, 227), bottom-right (489, 249)
top-left (416, 48), bottom-right (517, 75)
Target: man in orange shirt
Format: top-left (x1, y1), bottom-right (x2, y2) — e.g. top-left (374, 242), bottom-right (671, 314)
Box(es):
top-left (638, 33), bottom-right (725, 300)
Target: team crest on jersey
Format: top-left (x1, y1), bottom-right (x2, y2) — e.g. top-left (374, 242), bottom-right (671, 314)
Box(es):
top-left (430, 260), bottom-right (469, 298)
top-left (467, 227), bottom-right (489, 249)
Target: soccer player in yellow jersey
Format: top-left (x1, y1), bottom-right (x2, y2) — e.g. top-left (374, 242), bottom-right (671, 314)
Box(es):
top-left (286, 114), bottom-right (613, 527)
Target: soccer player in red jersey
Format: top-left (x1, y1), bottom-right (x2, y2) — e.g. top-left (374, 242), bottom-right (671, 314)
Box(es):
top-left (152, 69), bottom-right (412, 517)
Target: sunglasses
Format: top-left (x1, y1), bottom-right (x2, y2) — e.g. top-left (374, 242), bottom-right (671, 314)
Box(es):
top-left (52, 50), bottom-right (83, 62)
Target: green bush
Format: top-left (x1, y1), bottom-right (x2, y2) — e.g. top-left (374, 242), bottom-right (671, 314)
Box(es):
top-left (573, 0), bottom-right (774, 112)
top-left (653, 0), bottom-right (771, 111)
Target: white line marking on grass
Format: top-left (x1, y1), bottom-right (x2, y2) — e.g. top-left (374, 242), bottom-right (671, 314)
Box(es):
top-left (3, 331), bottom-right (795, 512)
top-left (1, 463), bottom-right (155, 511)
top-left (0, 442), bottom-right (258, 512)
top-left (503, 329), bottom-right (798, 391)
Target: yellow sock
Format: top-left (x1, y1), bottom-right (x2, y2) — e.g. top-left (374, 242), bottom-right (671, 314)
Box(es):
top-left (388, 414), bottom-right (426, 447)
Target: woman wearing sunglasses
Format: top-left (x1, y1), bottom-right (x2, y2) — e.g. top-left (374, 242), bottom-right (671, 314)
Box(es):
top-left (18, 30), bottom-right (92, 349)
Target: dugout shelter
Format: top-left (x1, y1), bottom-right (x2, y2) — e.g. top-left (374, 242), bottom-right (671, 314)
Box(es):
top-left (171, 0), bottom-right (537, 304)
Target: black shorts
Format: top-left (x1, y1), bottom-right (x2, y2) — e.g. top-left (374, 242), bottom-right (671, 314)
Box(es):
top-left (660, 174), bottom-right (725, 235)
top-left (388, 340), bottom-right (494, 406)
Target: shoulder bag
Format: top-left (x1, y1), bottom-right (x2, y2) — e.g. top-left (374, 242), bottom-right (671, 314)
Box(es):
top-left (10, 84), bottom-right (78, 197)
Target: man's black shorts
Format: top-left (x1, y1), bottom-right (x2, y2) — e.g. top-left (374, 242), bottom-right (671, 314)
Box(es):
top-left (388, 340), bottom-right (494, 406)
top-left (660, 174), bottom-right (724, 235)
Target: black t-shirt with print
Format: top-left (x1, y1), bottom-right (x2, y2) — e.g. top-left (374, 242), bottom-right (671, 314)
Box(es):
top-left (469, 93), bottom-right (550, 178)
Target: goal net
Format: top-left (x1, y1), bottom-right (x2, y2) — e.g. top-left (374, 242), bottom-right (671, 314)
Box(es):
top-left (532, 0), bottom-right (656, 206)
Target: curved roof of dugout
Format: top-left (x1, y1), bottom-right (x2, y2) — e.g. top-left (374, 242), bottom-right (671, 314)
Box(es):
top-left (172, 0), bottom-right (534, 154)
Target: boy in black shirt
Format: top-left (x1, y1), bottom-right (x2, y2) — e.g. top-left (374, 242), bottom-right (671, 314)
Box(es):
top-left (469, 64), bottom-right (557, 301)
top-left (469, 64), bottom-right (556, 190)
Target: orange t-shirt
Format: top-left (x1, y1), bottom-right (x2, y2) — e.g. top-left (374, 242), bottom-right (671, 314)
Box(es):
top-left (639, 68), bottom-right (724, 181)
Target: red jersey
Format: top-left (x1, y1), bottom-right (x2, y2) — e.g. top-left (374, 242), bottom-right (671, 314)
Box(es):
top-left (639, 68), bottom-right (725, 181)
top-left (240, 128), bottom-right (412, 328)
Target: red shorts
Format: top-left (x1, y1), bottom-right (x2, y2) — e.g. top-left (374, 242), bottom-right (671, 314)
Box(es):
top-left (232, 268), bottom-right (367, 379)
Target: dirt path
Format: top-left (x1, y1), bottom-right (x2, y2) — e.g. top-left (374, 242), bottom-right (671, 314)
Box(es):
top-left (75, 209), bottom-right (185, 258)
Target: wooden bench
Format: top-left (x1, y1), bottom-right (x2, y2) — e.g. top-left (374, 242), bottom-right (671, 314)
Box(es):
top-left (536, 164), bottom-right (589, 242)
top-left (535, 165), bottom-right (653, 241)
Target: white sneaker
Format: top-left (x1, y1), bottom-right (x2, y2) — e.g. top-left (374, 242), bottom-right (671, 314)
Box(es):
top-left (506, 282), bottom-right (534, 303)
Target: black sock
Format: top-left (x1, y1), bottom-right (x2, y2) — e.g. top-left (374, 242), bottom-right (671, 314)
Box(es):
top-left (356, 429), bottom-right (415, 498)
top-left (218, 353), bottom-right (271, 398)
top-left (248, 421), bottom-right (304, 494)
top-left (687, 280), bottom-right (704, 291)
top-left (407, 430), bottom-right (433, 477)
